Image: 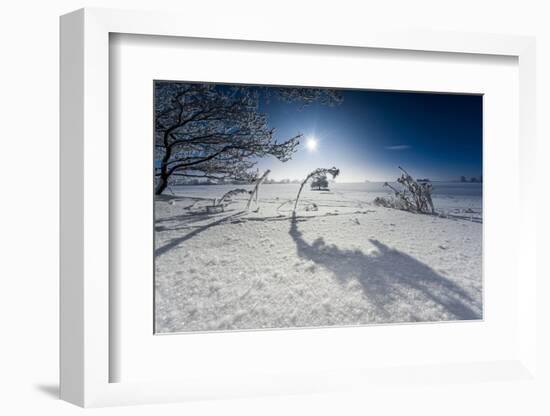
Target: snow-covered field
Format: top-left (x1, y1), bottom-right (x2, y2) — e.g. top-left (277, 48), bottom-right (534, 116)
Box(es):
top-left (154, 182), bottom-right (482, 333)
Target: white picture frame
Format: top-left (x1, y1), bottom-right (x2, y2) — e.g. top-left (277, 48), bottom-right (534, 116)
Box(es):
top-left (60, 8), bottom-right (538, 407)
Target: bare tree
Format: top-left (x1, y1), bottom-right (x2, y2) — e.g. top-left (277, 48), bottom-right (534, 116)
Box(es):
top-left (154, 82), bottom-right (342, 194)
top-left (310, 174), bottom-right (329, 190)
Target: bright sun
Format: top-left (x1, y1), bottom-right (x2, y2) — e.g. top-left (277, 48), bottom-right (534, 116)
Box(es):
top-left (305, 137), bottom-right (318, 151)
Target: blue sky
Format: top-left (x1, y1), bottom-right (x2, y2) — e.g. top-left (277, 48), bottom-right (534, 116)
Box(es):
top-left (253, 87), bottom-right (482, 182)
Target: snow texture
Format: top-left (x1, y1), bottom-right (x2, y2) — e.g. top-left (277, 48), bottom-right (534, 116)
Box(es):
top-left (155, 182), bottom-right (482, 333)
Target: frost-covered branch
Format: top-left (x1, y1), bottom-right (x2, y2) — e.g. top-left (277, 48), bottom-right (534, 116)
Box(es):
top-left (246, 169), bottom-right (270, 211)
top-left (293, 167), bottom-right (340, 213)
top-left (216, 188), bottom-right (251, 207)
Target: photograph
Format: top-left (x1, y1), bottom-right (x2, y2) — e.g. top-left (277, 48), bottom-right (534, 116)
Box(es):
top-left (153, 81), bottom-right (483, 333)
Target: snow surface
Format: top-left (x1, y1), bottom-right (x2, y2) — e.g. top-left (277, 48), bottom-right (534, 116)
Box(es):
top-left (155, 182), bottom-right (482, 333)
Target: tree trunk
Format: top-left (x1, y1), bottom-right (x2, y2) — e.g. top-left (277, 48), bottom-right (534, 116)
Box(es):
top-left (155, 139), bottom-right (172, 195)
top-left (155, 174), bottom-right (169, 195)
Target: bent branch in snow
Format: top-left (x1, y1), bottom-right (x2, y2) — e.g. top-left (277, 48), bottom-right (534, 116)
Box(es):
top-left (246, 169), bottom-right (271, 211)
top-left (293, 167), bottom-right (340, 213)
top-left (217, 188), bottom-right (251, 207)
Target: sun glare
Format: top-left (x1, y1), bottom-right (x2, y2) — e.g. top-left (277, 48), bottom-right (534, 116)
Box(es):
top-left (306, 137), bottom-right (318, 151)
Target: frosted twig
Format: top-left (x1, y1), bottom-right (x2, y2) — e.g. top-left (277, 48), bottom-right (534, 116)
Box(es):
top-left (246, 169), bottom-right (271, 211)
top-left (217, 188), bottom-right (251, 206)
top-left (293, 167), bottom-right (340, 213)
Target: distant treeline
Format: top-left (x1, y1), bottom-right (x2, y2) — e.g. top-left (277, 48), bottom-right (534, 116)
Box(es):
top-left (459, 176), bottom-right (483, 183)
top-left (171, 176), bottom-right (483, 186)
top-left (367, 177), bottom-right (482, 184)
top-left (172, 178), bottom-right (304, 186)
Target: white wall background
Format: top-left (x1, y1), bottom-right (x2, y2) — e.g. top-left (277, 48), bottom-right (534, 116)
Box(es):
top-left (0, 0), bottom-right (548, 415)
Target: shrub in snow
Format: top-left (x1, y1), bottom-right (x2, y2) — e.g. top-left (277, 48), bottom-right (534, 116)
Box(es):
top-left (373, 196), bottom-right (390, 208)
top-left (310, 174), bottom-right (329, 190)
top-left (377, 166), bottom-right (435, 214)
top-left (373, 195), bottom-right (409, 210)
top-left (293, 167), bottom-right (340, 213)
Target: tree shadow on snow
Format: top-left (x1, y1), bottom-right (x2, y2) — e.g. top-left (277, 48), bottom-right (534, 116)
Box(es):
top-left (288, 217), bottom-right (481, 321)
top-left (155, 211), bottom-right (244, 257)
top-left (155, 209), bottom-right (224, 228)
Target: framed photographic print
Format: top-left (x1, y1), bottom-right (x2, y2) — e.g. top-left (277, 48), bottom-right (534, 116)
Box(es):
top-left (153, 81), bottom-right (483, 334)
top-left (60, 8), bottom-right (538, 408)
